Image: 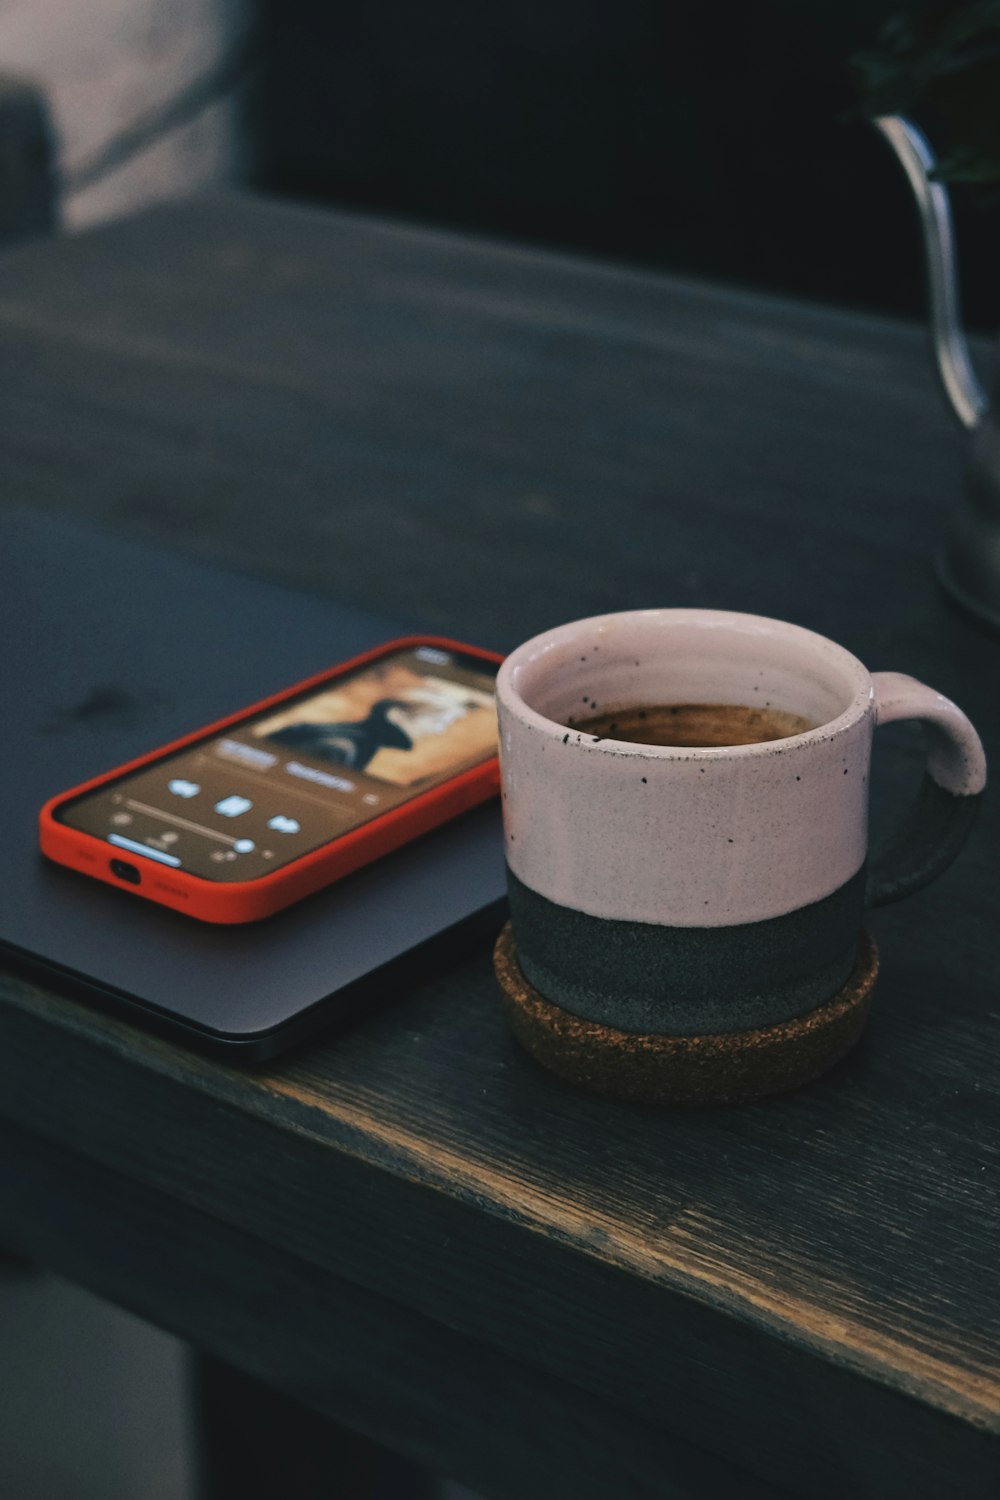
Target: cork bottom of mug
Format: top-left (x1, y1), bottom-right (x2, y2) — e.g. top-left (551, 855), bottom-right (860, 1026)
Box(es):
top-left (494, 923), bottom-right (879, 1106)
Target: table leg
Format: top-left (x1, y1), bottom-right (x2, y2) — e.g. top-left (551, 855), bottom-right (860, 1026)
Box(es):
top-left (193, 1354), bottom-right (437, 1500)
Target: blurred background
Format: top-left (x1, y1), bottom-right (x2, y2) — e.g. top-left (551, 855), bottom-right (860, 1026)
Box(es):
top-left (1, 0), bottom-right (998, 326)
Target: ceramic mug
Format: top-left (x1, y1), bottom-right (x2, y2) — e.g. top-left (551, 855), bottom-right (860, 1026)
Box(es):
top-left (495, 609), bottom-right (987, 1036)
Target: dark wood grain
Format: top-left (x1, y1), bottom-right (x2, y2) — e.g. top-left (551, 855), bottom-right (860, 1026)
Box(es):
top-left (1, 198), bottom-right (999, 1498)
top-left (0, 1119), bottom-right (781, 1500)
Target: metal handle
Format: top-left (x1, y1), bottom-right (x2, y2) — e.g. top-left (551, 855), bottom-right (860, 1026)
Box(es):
top-left (873, 115), bottom-right (988, 431)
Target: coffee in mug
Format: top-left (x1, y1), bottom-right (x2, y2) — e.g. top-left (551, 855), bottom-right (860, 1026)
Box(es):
top-left (571, 703), bottom-right (814, 748)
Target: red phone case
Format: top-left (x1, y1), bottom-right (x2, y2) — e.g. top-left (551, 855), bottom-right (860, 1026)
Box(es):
top-left (39, 636), bottom-right (503, 924)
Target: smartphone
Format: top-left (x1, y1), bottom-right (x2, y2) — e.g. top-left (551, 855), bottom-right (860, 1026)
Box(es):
top-left (40, 637), bottom-right (503, 924)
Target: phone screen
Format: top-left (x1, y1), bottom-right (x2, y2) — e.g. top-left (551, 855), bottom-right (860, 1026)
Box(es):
top-left (56, 645), bottom-right (499, 882)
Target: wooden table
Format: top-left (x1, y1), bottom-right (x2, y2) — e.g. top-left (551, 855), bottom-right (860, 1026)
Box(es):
top-left (0, 197), bottom-right (998, 1500)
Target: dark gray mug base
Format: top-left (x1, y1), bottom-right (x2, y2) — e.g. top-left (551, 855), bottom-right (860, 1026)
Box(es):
top-left (495, 924), bottom-right (879, 1105)
top-left (506, 865), bottom-right (867, 1036)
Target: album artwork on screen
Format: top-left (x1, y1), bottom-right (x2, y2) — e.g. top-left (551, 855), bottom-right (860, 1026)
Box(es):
top-left (255, 654), bottom-right (497, 783)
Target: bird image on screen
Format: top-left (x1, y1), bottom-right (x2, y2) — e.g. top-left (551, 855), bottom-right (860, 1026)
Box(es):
top-left (267, 695), bottom-right (441, 771)
top-left (255, 667), bottom-right (494, 788)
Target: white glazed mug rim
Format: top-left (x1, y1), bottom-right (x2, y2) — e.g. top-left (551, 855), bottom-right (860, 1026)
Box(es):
top-left (496, 607), bottom-right (875, 759)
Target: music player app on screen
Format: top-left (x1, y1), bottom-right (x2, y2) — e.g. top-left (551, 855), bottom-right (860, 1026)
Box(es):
top-left (56, 646), bottom-right (498, 882)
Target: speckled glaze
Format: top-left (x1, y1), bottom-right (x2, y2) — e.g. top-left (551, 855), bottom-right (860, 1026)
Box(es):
top-left (496, 609), bottom-right (986, 1034)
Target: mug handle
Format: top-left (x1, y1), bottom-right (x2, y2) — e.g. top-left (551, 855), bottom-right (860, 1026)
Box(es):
top-left (866, 672), bottom-right (987, 908)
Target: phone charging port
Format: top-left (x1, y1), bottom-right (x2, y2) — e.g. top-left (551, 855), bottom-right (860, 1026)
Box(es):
top-left (110, 858), bottom-right (141, 885)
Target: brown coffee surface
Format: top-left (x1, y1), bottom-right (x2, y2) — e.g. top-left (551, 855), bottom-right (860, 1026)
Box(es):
top-left (571, 702), bottom-right (814, 747)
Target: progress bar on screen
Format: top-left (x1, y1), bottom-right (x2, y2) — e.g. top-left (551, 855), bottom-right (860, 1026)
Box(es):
top-left (108, 833), bottom-right (182, 868)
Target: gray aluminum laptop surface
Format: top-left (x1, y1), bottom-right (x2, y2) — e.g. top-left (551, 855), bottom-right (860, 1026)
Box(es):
top-left (0, 508), bottom-right (506, 1058)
